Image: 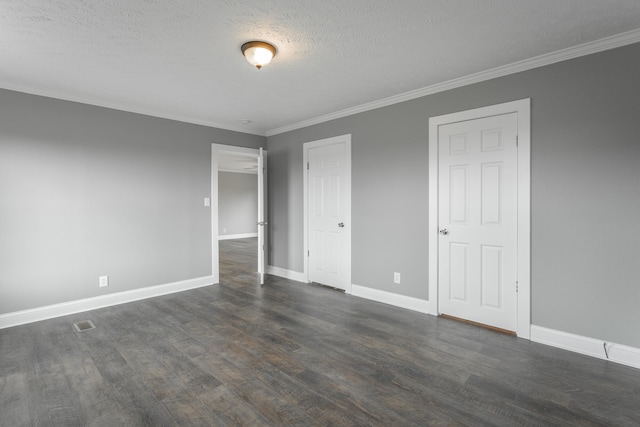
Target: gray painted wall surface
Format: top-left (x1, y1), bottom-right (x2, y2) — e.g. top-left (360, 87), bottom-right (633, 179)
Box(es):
top-left (0, 89), bottom-right (264, 314)
top-left (266, 42), bottom-right (640, 347)
top-left (218, 172), bottom-right (258, 236)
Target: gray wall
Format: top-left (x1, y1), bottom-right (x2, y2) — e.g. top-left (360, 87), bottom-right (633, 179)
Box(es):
top-left (218, 172), bottom-right (258, 236)
top-left (266, 42), bottom-right (640, 347)
top-left (0, 89), bottom-right (264, 314)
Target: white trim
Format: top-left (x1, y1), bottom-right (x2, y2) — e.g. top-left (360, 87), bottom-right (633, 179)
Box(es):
top-left (351, 285), bottom-right (431, 315)
top-left (303, 134), bottom-right (352, 293)
top-left (531, 325), bottom-right (640, 370)
top-left (515, 102), bottom-right (531, 338)
top-left (218, 232), bottom-right (258, 241)
top-left (0, 276), bottom-right (215, 329)
top-left (3, 29), bottom-right (638, 139)
top-left (266, 28), bottom-right (640, 136)
top-left (267, 265), bottom-right (307, 283)
top-left (428, 99), bottom-right (531, 339)
top-left (0, 82), bottom-right (265, 136)
top-left (212, 144), bottom-right (265, 284)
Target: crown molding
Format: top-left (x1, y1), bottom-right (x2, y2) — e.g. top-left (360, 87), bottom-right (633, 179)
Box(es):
top-left (3, 27), bottom-right (640, 139)
top-left (0, 82), bottom-right (267, 137)
top-left (266, 28), bottom-right (640, 137)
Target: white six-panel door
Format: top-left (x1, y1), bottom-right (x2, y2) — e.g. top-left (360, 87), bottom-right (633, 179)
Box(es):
top-left (438, 113), bottom-right (518, 331)
top-left (306, 137), bottom-right (350, 291)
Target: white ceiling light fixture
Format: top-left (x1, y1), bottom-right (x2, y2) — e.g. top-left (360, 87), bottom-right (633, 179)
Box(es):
top-left (241, 41), bottom-right (277, 70)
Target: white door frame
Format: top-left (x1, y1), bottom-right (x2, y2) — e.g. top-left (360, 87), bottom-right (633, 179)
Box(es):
top-left (428, 99), bottom-right (531, 338)
top-left (211, 143), bottom-right (265, 284)
top-left (303, 134), bottom-right (352, 293)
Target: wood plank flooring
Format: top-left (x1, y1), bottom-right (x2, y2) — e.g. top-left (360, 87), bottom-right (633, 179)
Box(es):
top-left (2, 237), bottom-right (640, 426)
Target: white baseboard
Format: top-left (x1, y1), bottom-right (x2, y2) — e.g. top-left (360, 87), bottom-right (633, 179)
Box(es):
top-left (0, 275), bottom-right (216, 329)
top-left (266, 265), bottom-right (307, 283)
top-left (351, 284), bottom-right (431, 314)
top-left (531, 325), bottom-right (640, 370)
top-left (218, 233), bottom-right (258, 241)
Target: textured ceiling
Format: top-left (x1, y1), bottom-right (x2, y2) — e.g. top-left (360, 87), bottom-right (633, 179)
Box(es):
top-left (218, 151), bottom-right (258, 173)
top-left (1, 1), bottom-right (640, 136)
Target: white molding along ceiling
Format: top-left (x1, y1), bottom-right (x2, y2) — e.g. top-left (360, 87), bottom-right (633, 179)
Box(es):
top-left (1, 1), bottom-right (640, 136)
top-left (266, 29), bottom-right (640, 136)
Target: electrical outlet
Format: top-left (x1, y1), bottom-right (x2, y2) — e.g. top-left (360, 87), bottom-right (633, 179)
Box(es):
top-left (223, 228), bottom-right (226, 233)
top-left (99, 275), bottom-right (109, 288)
top-left (394, 272), bottom-right (401, 284)
top-left (204, 197), bottom-right (211, 207)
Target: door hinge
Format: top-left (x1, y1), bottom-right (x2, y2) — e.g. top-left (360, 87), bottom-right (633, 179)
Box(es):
top-left (307, 162), bottom-right (309, 170)
top-left (516, 135), bottom-right (519, 146)
top-left (516, 281), bottom-right (519, 293)
top-left (307, 250), bottom-right (310, 257)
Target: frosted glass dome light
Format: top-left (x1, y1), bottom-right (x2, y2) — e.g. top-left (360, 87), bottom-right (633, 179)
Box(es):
top-left (241, 41), bottom-right (277, 70)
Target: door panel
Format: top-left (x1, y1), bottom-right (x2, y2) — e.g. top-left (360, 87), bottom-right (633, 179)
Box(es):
top-left (449, 242), bottom-right (468, 301)
top-left (481, 245), bottom-right (502, 308)
top-left (438, 113), bottom-right (517, 331)
top-left (450, 165), bottom-right (469, 224)
top-left (481, 162), bottom-right (502, 225)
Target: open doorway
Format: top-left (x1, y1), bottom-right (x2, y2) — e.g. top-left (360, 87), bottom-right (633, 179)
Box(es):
top-left (211, 144), bottom-right (267, 285)
top-left (218, 152), bottom-right (258, 282)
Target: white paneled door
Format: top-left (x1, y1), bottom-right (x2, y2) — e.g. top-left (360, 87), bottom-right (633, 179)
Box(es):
top-left (307, 138), bottom-right (350, 291)
top-left (438, 113), bottom-right (518, 331)
top-left (257, 147), bottom-right (267, 285)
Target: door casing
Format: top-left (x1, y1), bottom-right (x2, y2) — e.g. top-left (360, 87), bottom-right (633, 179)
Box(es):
top-left (211, 143), bottom-right (266, 284)
top-left (428, 99), bottom-right (531, 338)
top-left (303, 134), bottom-right (352, 293)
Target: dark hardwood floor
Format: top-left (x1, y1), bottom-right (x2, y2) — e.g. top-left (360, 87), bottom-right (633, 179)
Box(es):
top-left (1, 237), bottom-right (639, 426)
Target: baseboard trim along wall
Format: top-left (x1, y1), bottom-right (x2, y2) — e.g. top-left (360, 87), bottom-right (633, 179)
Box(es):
top-left (531, 325), bottom-right (640, 370)
top-left (351, 284), bottom-right (431, 314)
top-left (267, 265), bottom-right (307, 283)
top-left (5, 270), bottom-right (638, 371)
top-left (218, 232), bottom-right (258, 241)
top-left (0, 275), bottom-right (216, 329)
top-left (265, 270), bottom-right (433, 315)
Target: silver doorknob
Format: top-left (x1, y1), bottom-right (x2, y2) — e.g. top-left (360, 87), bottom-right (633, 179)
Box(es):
top-left (338, 222), bottom-right (345, 228)
top-left (257, 221), bottom-right (268, 226)
top-left (439, 229), bottom-right (448, 235)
